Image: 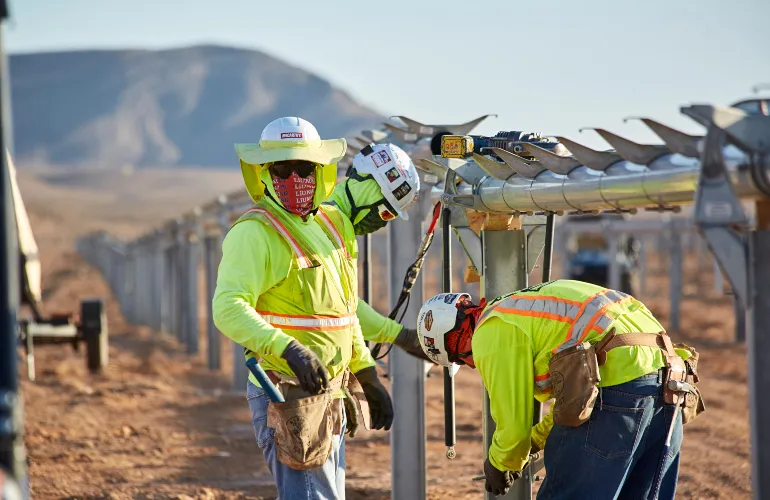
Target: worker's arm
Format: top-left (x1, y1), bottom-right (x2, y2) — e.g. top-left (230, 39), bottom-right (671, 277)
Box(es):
top-left (531, 406), bottom-right (553, 451)
top-left (212, 220), bottom-right (296, 358)
top-left (473, 318), bottom-right (535, 472)
top-left (348, 309), bottom-right (377, 373)
top-left (356, 299), bottom-right (402, 344)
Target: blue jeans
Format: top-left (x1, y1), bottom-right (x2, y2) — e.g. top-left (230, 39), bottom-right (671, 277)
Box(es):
top-left (247, 381), bottom-right (347, 500)
top-left (538, 370), bottom-right (683, 500)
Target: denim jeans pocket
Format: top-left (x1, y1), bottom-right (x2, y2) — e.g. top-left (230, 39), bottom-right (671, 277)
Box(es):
top-left (586, 404), bottom-right (645, 459)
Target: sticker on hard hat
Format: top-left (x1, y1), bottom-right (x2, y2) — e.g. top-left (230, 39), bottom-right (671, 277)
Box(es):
top-left (424, 310), bottom-right (434, 331)
top-left (385, 167), bottom-right (401, 183)
top-left (281, 132), bottom-right (303, 139)
top-left (392, 182), bottom-right (413, 201)
top-left (443, 294), bottom-right (459, 304)
top-left (372, 150), bottom-right (392, 168)
top-left (423, 336), bottom-right (441, 358)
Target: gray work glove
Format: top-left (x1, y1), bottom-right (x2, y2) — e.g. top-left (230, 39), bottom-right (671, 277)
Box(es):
top-left (394, 327), bottom-right (434, 362)
top-left (280, 340), bottom-right (330, 395)
top-left (484, 458), bottom-right (518, 496)
top-left (353, 366), bottom-right (394, 431)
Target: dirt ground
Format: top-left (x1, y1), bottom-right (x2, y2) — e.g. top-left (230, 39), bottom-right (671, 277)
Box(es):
top-left (14, 167), bottom-right (752, 499)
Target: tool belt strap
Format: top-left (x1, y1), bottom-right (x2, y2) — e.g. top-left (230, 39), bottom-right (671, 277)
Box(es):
top-left (595, 329), bottom-right (676, 366)
top-left (267, 369), bottom-right (350, 393)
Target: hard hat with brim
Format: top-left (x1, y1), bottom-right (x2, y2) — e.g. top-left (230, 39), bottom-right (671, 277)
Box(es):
top-left (235, 138), bottom-right (347, 166)
top-left (235, 138), bottom-right (347, 205)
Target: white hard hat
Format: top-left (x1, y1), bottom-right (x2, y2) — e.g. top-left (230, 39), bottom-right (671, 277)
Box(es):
top-left (416, 293), bottom-right (471, 367)
top-left (351, 143), bottom-right (420, 220)
top-left (260, 116), bottom-right (321, 142)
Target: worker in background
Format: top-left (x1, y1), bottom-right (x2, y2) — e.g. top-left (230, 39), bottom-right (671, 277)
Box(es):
top-left (415, 279), bottom-right (704, 499)
top-left (323, 142), bottom-right (428, 361)
top-left (213, 117), bottom-right (394, 499)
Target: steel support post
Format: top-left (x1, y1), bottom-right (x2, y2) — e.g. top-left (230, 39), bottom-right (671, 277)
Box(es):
top-left (480, 228), bottom-right (529, 500)
top-left (608, 233), bottom-right (621, 291)
top-left (137, 250), bottom-right (149, 325)
top-left (204, 233), bottom-right (222, 370)
top-left (164, 243), bottom-right (177, 335)
top-left (748, 230), bottom-right (770, 499)
top-left (668, 226), bottom-right (682, 331)
top-left (184, 230), bottom-right (200, 354)
top-left (389, 199), bottom-right (428, 500)
top-left (152, 244), bottom-right (164, 331)
top-left (174, 230), bottom-right (187, 342)
top-left (714, 257), bottom-right (724, 295)
top-left (125, 251), bottom-right (136, 324)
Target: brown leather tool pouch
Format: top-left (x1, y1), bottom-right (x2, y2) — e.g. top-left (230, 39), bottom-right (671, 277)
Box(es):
top-left (660, 332), bottom-right (688, 405)
top-left (341, 373), bottom-right (372, 437)
top-left (549, 339), bottom-right (603, 427)
top-left (675, 342), bottom-right (706, 424)
top-left (267, 393), bottom-right (335, 470)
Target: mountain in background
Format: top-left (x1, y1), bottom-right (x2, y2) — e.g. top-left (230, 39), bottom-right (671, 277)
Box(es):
top-left (10, 45), bottom-right (385, 168)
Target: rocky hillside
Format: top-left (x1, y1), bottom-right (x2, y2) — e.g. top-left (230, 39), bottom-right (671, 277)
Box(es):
top-left (10, 45), bottom-right (384, 167)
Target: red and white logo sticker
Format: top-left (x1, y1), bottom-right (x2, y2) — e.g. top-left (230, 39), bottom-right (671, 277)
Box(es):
top-left (280, 132), bottom-right (303, 139)
top-left (372, 150), bottom-right (392, 168)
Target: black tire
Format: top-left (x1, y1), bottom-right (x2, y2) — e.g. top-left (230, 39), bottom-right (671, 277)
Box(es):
top-left (81, 299), bottom-right (108, 373)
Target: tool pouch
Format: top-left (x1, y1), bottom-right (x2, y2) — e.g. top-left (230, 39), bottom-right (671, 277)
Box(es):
top-left (660, 332), bottom-right (688, 406)
top-left (343, 372), bottom-right (371, 434)
top-left (267, 393), bottom-right (336, 470)
top-left (548, 340), bottom-right (602, 427)
top-left (675, 342), bottom-right (706, 424)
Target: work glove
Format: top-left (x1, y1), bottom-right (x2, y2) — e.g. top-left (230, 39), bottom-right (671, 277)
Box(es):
top-left (353, 366), bottom-right (394, 431)
top-left (484, 458), bottom-right (517, 496)
top-left (280, 340), bottom-right (330, 395)
top-left (353, 208), bottom-right (388, 235)
top-left (394, 327), bottom-right (433, 362)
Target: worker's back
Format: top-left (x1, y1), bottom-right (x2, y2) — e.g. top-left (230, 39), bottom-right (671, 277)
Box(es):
top-left (475, 279), bottom-right (667, 393)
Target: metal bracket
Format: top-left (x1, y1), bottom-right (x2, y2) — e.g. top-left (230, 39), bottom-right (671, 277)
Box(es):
top-left (691, 124), bottom-right (750, 308)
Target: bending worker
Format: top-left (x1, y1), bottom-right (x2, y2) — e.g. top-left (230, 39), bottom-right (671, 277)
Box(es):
top-left (324, 142), bottom-right (428, 360)
top-left (213, 117), bottom-right (395, 499)
top-left (415, 279), bottom-right (703, 499)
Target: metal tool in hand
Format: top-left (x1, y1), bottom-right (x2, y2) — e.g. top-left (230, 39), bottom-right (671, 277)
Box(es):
top-left (471, 452), bottom-right (544, 482)
top-left (245, 357), bottom-right (285, 403)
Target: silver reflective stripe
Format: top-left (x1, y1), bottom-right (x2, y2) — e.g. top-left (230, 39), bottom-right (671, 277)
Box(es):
top-left (557, 290), bottom-right (630, 352)
top-left (535, 378), bottom-right (552, 390)
top-left (256, 311), bottom-right (358, 329)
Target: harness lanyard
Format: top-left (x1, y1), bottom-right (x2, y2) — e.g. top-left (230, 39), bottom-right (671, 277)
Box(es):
top-left (370, 201), bottom-right (442, 360)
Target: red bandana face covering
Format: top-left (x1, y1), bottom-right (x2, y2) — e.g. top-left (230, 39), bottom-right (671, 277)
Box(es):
top-left (271, 171), bottom-right (316, 216)
top-left (446, 298), bottom-right (487, 368)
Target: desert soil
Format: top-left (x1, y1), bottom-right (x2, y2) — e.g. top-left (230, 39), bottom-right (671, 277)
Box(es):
top-left (13, 167), bottom-right (751, 499)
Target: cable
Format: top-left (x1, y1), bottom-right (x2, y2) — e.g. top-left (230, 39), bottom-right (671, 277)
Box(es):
top-left (370, 202), bottom-right (442, 360)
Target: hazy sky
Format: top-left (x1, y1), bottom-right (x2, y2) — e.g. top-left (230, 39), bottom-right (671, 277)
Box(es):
top-left (5, 0), bottom-right (769, 149)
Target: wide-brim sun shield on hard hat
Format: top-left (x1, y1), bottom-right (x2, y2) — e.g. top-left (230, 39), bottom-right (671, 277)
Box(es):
top-left (235, 116), bottom-right (347, 205)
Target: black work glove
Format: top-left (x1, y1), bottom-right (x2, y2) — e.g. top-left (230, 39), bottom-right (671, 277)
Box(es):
top-left (394, 327), bottom-right (434, 362)
top-left (353, 366), bottom-right (394, 431)
top-left (280, 340), bottom-right (330, 395)
top-left (484, 458), bottom-right (515, 496)
top-left (353, 208), bottom-right (388, 236)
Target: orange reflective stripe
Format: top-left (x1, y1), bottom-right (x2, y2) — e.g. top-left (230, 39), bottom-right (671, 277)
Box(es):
top-left (553, 289), bottom-right (631, 353)
top-left (579, 295), bottom-right (633, 344)
top-left (317, 210), bottom-right (350, 259)
top-left (534, 372), bottom-right (552, 391)
top-left (245, 208), bottom-right (312, 269)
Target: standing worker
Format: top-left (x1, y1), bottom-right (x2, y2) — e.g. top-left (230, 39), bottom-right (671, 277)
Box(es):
top-left (324, 142), bottom-right (428, 360)
top-left (213, 117), bottom-right (394, 499)
top-left (415, 279), bottom-right (704, 499)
